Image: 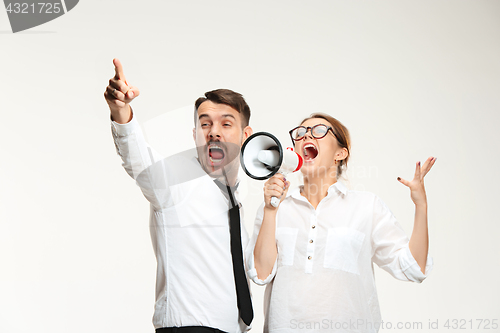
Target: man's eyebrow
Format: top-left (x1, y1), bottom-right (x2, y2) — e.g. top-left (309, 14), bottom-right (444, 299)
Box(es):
top-left (198, 114), bottom-right (211, 122)
top-left (198, 114), bottom-right (236, 120)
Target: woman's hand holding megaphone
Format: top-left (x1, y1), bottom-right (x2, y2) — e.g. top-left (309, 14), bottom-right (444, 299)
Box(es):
top-left (264, 173), bottom-right (290, 210)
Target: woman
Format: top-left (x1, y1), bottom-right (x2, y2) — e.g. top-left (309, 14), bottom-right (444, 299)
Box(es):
top-left (245, 113), bottom-right (435, 332)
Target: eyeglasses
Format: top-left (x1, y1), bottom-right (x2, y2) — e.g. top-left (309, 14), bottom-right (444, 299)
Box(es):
top-left (289, 124), bottom-right (338, 144)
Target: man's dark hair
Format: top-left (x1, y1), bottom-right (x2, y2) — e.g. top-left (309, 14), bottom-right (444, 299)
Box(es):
top-left (194, 89), bottom-right (251, 128)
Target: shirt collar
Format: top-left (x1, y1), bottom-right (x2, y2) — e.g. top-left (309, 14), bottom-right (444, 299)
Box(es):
top-left (330, 180), bottom-right (347, 196)
top-left (289, 180), bottom-right (347, 201)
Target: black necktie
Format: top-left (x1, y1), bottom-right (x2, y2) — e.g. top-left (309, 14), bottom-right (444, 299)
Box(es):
top-left (214, 179), bottom-right (254, 326)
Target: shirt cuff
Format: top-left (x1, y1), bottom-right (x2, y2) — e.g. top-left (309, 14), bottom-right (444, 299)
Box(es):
top-left (400, 245), bottom-right (433, 283)
top-left (111, 112), bottom-right (139, 137)
top-left (246, 250), bottom-right (277, 286)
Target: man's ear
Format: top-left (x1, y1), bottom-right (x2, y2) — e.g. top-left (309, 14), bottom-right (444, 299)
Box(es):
top-left (241, 126), bottom-right (253, 145)
top-left (193, 128), bottom-right (196, 142)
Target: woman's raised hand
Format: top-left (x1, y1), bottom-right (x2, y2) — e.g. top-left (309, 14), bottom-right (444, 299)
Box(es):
top-left (397, 157), bottom-right (436, 206)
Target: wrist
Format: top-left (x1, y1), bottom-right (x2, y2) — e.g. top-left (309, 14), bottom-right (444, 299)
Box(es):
top-left (110, 105), bottom-right (132, 124)
top-left (263, 206), bottom-right (278, 216)
top-left (414, 202), bottom-right (428, 210)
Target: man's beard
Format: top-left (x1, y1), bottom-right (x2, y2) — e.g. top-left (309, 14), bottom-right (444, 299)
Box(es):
top-left (196, 140), bottom-right (241, 182)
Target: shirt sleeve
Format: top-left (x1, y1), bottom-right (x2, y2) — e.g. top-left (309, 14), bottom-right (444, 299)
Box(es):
top-left (111, 113), bottom-right (171, 210)
top-left (244, 203), bottom-right (278, 285)
top-left (371, 195), bottom-right (433, 283)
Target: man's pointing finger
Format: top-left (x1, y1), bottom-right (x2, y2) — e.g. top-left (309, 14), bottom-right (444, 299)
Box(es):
top-left (113, 58), bottom-right (127, 83)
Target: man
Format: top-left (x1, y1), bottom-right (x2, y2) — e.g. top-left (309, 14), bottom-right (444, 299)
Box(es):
top-left (104, 58), bottom-right (254, 333)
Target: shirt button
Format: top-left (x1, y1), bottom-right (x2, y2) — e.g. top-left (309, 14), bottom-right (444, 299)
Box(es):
top-left (312, 225), bottom-right (316, 229)
top-left (309, 239), bottom-right (314, 243)
top-left (308, 256), bottom-right (312, 260)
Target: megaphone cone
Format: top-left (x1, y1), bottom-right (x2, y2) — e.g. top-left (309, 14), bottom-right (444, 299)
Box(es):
top-left (240, 132), bottom-right (303, 207)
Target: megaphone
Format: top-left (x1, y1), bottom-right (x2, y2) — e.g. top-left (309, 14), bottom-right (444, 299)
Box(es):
top-left (240, 132), bottom-right (303, 207)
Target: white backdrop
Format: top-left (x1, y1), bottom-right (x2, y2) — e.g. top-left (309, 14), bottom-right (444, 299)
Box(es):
top-left (1, 1), bottom-right (499, 332)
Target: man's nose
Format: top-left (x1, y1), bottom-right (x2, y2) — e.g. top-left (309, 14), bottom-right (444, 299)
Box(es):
top-left (209, 124), bottom-right (222, 139)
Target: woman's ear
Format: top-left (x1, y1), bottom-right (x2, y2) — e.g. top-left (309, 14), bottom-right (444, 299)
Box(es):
top-left (337, 147), bottom-right (349, 161)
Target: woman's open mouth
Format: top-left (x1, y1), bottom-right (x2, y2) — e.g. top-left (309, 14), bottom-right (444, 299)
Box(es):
top-left (208, 143), bottom-right (225, 165)
top-left (303, 143), bottom-right (318, 161)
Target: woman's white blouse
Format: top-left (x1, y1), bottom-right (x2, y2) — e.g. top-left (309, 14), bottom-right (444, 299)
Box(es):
top-left (245, 181), bottom-right (433, 333)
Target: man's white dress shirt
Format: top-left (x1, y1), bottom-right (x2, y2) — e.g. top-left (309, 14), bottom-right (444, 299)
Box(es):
top-left (112, 115), bottom-right (249, 332)
top-left (245, 181), bottom-right (432, 333)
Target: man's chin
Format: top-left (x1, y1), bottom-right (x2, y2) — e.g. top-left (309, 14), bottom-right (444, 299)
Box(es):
top-left (200, 159), bottom-right (227, 177)
top-left (196, 142), bottom-right (242, 179)
top-left (199, 158), bottom-right (240, 179)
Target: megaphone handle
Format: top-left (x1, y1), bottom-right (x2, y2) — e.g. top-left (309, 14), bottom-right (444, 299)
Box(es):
top-left (270, 196), bottom-right (280, 207)
top-left (270, 170), bottom-right (289, 208)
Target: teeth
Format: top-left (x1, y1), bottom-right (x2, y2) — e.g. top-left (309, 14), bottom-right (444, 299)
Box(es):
top-left (303, 143), bottom-right (317, 156)
top-left (209, 143), bottom-right (223, 150)
top-left (209, 143), bottom-right (224, 163)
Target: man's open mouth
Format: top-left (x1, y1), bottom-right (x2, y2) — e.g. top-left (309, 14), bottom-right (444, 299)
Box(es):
top-left (208, 143), bottom-right (225, 165)
top-left (303, 143), bottom-right (318, 161)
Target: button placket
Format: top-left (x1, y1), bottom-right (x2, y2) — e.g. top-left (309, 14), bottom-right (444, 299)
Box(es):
top-left (305, 212), bottom-right (318, 273)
